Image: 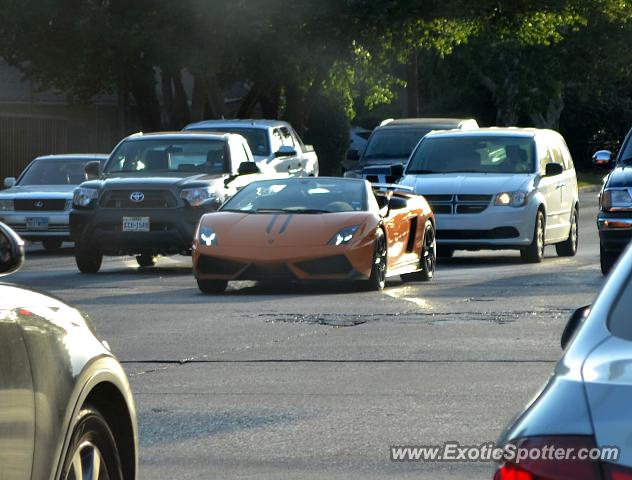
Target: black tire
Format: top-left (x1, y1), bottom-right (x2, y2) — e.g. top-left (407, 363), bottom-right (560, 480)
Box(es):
top-left (42, 238), bottom-right (63, 251)
top-left (197, 278), bottom-right (228, 294)
top-left (61, 406), bottom-right (124, 480)
top-left (136, 254), bottom-right (156, 267)
top-left (402, 221), bottom-right (436, 282)
top-left (365, 229), bottom-right (387, 291)
top-left (521, 211), bottom-right (545, 263)
top-left (75, 243), bottom-right (103, 273)
top-left (556, 207), bottom-right (578, 257)
top-left (600, 244), bottom-right (618, 275)
top-left (437, 246), bottom-right (454, 258)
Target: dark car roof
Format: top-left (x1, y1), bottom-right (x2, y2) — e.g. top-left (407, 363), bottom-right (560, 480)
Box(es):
top-left (35, 154), bottom-right (110, 161)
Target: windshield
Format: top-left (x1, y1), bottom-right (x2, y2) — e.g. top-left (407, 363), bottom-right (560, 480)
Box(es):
top-left (188, 127), bottom-right (270, 157)
top-left (18, 159), bottom-right (95, 186)
top-left (221, 178), bottom-right (367, 213)
top-left (361, 128), bottom-right (431, 164)
top-left (105, 139), bottom-right (228, 174)
top-left (407, 136), bottom-right (536, 174)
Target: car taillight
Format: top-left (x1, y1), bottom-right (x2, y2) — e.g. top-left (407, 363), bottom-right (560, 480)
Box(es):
top-left (493, 436), bottom-right (603, 480)
top-left (604, 464), bottom-right (632, 480)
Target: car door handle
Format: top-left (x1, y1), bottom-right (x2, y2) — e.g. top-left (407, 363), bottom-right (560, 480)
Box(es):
top-left (556, 183), bottom-right (565, 189)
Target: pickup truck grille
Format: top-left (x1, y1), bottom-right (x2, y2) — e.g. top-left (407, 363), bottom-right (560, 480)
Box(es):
top-left (99, 190), bottom-right (177, 209)
top-left (14, 199), bottom-right (67, 211)
top-left (424, 194), bottom-right (492, 215)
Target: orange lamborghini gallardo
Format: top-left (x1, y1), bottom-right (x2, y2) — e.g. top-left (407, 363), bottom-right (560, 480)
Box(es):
top-left (192, 177), bottom-right (435, 293)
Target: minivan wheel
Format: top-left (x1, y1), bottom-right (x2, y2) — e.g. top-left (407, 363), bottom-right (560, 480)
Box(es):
top-left (521, 211), bottom-right (545, 263)
top-left (555, 207), bottom-right (578, 257)
top-left (61, 406), bottom-right (124, 480)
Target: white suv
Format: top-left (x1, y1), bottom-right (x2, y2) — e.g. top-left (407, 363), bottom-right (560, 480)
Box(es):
top-left (183, 119), bottom-right (319, 176)
top-left (397, 128), bottom-right (579, 262)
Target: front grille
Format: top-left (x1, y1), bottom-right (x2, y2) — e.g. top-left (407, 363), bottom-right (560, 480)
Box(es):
top-left (99, 190), bottom-right (177, 209)
top-left (10, 224), bottom-right (67, 232)
top-left (198, 255), bottom-right (245, 275)
top-left (14, 199), bottom-right (66, 211)
top-left (437, 227), bottom-right (520, 240)
top-left (240, 263), bottom-right (295, 280)
top-left (296, 255), bottom-right (353, 275)
top-left (424, 194), bottom-right (492, 215)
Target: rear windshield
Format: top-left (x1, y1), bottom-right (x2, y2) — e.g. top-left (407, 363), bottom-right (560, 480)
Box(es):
top-left (187, 127), bottom-right (270, 157)
top-left (362, 128), bottom-right (431, 164)
top-left (105, 139), bottom-right (228, 174)
top-left (407, 136), bottom-right (536, 174)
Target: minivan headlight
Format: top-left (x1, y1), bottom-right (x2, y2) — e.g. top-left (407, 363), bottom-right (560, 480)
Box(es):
top-left (495, 191), bottom-right (528, 207)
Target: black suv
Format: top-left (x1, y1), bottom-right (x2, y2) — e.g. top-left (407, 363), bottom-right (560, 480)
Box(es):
top-left (594, 129), bottom-right (632, 274)
top-left (344, 117), bottom-right (478, 182)
top-left (70, 132), bottom-right (264, 273)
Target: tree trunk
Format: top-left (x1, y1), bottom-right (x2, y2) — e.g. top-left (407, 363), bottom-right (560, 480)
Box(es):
top-left (284, 83), bottom-right (306, 135)
top-left (206, 75), bottom-right (224, 119)
top-left (260, 85), bottom-right (281, 119)
top-left (130, 69), bottom-right (162, 131)
top-left (190, 73), bottom-right (207, 122)
top-left (236, 82), bottom-right (263, 118)
top-left (160, 69), bottom-right (174, 129)
top-left (406, 50), bottom-right (419, 117)
top-left (172, 71), bottom-right (191, 128)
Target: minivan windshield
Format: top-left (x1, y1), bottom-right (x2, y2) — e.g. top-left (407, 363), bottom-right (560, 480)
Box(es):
top-left (407, 136), bottom-right (536, 174)
top-left (105, 139), bottom-right (228, 174)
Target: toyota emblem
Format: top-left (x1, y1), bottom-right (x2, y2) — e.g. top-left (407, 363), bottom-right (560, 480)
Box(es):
top-left (130, 191), bottom-right (145, 203)
top-left (34, 201), bottom-right (44, 208)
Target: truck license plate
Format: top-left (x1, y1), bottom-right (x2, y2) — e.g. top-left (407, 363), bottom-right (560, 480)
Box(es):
top-left (25, 217), bottom-right (49, 231)
top-left (122, 216), bottom-right (150, 232)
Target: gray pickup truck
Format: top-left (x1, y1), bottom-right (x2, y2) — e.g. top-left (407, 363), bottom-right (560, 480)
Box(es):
top-left (70, 131), bottom-right (275, 273)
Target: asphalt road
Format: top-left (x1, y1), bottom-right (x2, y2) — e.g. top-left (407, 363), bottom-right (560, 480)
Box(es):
top-left (9, 190), bottom-right (604, 479)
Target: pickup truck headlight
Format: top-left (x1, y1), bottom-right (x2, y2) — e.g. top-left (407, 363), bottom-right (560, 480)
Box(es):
top-left (495, 191), bottom-right (528, 207)
top-left (198, 225), bottom-right (217, 246)
top-left (601, 189), bottom-right (632, 211)
top-left (181, 187), bottom-right (216, 207)
top-left (73, 187), bottom-right (99, 207)
top-left (0, 199), bottom-right (14, 211)
top-left (328, 225), bottom-right (360, 246)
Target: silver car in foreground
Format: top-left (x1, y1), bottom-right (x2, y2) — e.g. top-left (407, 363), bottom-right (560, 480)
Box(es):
top-left (0, 222), bottom-right (137, 479)
top-left (0, 154), bottom-right (108, 249)
top-left (494, 245), bottom-right (632, 479)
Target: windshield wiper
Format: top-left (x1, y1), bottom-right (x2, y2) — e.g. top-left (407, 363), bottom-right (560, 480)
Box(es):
top-left (407, 169), bottom-right (436, 174)
top-left (281, 208), bottom-right (332, 214)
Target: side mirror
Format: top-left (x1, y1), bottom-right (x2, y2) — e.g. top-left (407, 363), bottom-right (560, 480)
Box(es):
top-left (561, 305), bottom-right (591, 350)
top-left (346, 149), bottom-right (360, 161)
top-left (0, 222), bottom-right (24, 275)
top-left (3, 177), bottom-right (15, 188)
top-left (390, 164), bottom-right (404, 179)
top-left (274, 146), bottom-right (297, 158)
top-left (545, 162), bottom-right (564, 177)
top-left (85, 161), bottom-right (101, 180)
top-left (593, 150), bottom-right (613, 168)
top-left (237, 162), bottom-right (260, 176)
top-left (388, 196), bottom-right (408, 210)
top-left (304, 144), bottom-right (315, 153)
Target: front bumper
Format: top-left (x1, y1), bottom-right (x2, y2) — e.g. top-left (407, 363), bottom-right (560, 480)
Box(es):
top-left (192, 241), bottom-right (375, 281)
top-left (0, 211), bottom-right (70, 239)
top-left (70, 206), bottom-right (214, 255)
top-left (434, 202), bottom-right (538, 249)
top-left (598, 213), bottom-right (632, 254)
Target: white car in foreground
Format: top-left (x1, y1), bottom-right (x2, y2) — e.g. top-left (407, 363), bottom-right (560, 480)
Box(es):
top-left (397, 128), bottom-right (579, 262)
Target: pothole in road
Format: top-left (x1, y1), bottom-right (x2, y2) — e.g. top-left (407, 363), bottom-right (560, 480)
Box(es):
top-left (261, 313), bottom-right (371, 327)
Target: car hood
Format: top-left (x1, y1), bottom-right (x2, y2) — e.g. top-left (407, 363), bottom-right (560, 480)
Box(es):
top-left (85, 172), bottom-right (225, 190)
top-left (605, 165), bottom-right (632, 189)
top-left (0, 185), bottom-right (76, 199)
top-left (399, 173), bottom-right (532, 195)
top-left (201, 211), bottom-right (372, 247)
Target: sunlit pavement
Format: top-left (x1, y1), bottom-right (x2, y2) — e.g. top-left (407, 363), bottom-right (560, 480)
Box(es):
top-left (11, 190), bottom-right (603, 479)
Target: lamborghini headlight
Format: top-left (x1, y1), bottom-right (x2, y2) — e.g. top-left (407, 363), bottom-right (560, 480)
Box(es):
top-left (0, 199), bottom-right (14, 211)
top-left (495, 191), bottom-right (528, 207)
top-left (181, 187), bottom-right (216, 207)
top-left (198, 225), bottom-right (217, 246)
top-left (601, 188), bottom-right (632, 211)
top-left (73, 187), bottom-right (98, 207)
top-left (328, 225), bottom-right (360, 246)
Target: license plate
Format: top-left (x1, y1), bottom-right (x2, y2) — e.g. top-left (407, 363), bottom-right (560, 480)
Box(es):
top-left (122, 216), bottom-right (150, 232)
top-left (25, 217), bottom-right (49, 231)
